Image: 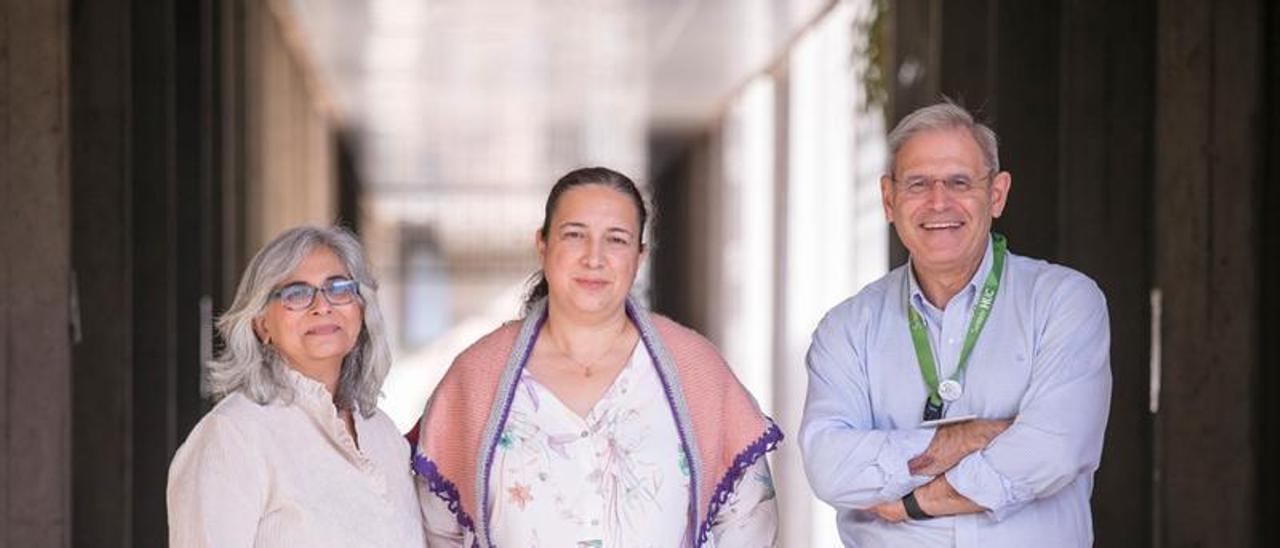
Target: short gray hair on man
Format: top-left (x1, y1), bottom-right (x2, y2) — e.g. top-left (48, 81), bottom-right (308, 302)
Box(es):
top-left (886, 100), bottom-right (1000, 176)
top-left (206, 225), bottom-right (391, 418)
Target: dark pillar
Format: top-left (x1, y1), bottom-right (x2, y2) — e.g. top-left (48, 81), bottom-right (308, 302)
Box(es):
top-left (1154, 1), bottom-right (1260, 546)
top-left (1057, 3), bottom-right (1155, 547)
top-left (988, 0), bottom-right (1061, 260)
top-left (71, 0), bottom-right (135, 544)
top-left (220, 0), bottom-right (250, 293)
top-left (71, 0), bottom-right (224, 544)
top-left (336, 129), bottom-right (363, 233)
top-left (1259, 1), bottom-right (1280, 543)
top-left (174, 0), bottom-right (222, 438)
top-left (130, 0), bottom-right (181, 544)
top-left (648, 131), bottom-right (709, 330)
top-left (938, 0), bottom-right (995, 112)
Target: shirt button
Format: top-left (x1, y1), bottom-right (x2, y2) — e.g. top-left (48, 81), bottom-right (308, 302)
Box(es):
top-left (580, 430), bottom-right (589, 438)
top-left (591, 519), bottom-right (600, 526)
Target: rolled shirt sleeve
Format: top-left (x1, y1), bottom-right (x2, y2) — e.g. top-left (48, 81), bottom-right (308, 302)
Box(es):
top-left (800, 302), bottom-right (936, 510)
top-left (945, 275), bottom-right (1112, 520)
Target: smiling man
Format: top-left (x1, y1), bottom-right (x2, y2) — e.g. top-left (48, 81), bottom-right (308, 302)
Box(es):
top-left (799, 101), bottom-right (1112, 547)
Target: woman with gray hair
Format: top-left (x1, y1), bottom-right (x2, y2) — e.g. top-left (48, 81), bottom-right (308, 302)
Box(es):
top-left (167, 225), bottom-right (424, 547)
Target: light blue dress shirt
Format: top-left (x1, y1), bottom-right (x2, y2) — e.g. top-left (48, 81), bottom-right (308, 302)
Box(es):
top-left (800, 235), bottom-right (1111, 548)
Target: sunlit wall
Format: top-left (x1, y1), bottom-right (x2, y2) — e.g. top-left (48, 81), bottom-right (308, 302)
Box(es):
top-left (654, 2), bottom-right (887, 545)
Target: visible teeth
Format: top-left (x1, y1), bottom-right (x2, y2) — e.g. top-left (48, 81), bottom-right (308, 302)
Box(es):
top-left (922, 222), bottom-right (961, 229)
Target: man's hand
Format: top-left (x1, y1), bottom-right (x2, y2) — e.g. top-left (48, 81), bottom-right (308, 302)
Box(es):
top-left (908, 419), bottom-right (1012, 476)
top-left (914, 475), bottom-right (988, 517)
top-left (867, 499), bottom-right (908, 523)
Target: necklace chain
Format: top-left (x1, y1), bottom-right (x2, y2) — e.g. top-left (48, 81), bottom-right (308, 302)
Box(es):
top-left (547, 322), bottom-right (628, 378)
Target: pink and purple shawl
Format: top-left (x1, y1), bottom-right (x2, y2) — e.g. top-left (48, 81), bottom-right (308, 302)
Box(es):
top-left (408, 297), bottom-right (782, 547)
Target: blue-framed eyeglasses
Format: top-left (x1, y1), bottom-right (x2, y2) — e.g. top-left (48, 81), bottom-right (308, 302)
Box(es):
top-left (270, 277), bottom-right (360, 311)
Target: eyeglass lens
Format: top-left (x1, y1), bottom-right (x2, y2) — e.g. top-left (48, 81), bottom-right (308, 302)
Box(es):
top-left (276, 278), bottom-right (358, 310)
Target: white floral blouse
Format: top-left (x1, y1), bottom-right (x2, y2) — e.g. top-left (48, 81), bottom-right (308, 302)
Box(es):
top-left (421, 342), bottom-right (779, 547)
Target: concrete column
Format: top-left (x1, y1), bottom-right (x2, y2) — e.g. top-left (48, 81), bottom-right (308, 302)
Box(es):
top-left (243, 0), bottom-right (338, 250)
top-left (1, 0), bottom-right (73, 545)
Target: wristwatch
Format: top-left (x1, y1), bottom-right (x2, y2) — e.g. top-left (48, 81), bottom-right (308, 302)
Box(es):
top-left (902, 490), bottom-right (934, 520)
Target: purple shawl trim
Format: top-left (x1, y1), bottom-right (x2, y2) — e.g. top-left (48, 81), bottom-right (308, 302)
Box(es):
top-left (696, 419), bottom-right (784, 546)
top-left (628, 302), bottom-right (703, 546)
top-left (478, 312), bottom-right (544, 545)
top-left (411, 452), bottom-right (475, 533)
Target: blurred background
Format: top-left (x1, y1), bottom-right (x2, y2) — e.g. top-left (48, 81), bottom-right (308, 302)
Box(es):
top-left (2, 0), bottom-right (1278, 546)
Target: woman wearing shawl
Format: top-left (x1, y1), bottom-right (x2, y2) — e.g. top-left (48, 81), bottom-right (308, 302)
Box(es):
top-left (411, 167), bottom-right (781, 547)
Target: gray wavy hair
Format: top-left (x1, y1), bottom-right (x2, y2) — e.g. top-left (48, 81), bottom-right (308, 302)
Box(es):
top-left (206, 225), bottom-right (391, 417)
top-left (887, 100), bottom-right (1000, 176)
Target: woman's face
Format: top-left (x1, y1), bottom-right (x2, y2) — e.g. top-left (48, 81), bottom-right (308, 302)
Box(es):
top-left (538, 184), bottom-right (644, 320)
top-left (256, 247), bottom-right (364, 373)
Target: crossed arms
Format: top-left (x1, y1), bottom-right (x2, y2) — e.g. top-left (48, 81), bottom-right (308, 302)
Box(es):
top-left (865, 419), bottom-right (1012, 521)
top-left (798, 277), bottom-right (1111, 522)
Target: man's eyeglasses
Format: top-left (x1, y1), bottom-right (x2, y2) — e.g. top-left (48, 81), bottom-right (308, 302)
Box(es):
top-left (893, 171), bottom-right (994, 196)
top-left (270, 277), bottom-right (360, 311)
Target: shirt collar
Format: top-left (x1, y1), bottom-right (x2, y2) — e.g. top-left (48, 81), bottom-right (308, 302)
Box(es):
top-left (281, 365), bottom-right (365, 419)
top-left (906, 234), bottom-right (995, 315)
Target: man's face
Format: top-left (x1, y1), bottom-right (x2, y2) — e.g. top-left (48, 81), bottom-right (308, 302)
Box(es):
top-left (881, 127), bottom-right (1011, 275)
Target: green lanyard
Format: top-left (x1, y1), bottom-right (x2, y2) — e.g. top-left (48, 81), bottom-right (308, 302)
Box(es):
top-left (908, 233), bottom-right (1007, 410)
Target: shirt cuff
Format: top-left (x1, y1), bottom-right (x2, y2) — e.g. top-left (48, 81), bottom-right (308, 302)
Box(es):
top-left (946, 452), bottom-right (1020, 521)
top-left (880, 429), bottom-right (938, 497)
